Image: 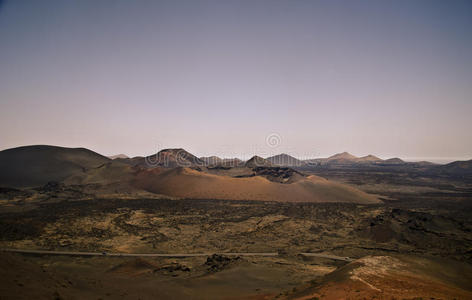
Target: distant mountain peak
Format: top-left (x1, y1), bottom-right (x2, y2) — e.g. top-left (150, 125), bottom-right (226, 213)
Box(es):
top-left (245, 156), bottom-right (272, 168)
top-left (328, 152), bottom-right (358, 160)
top-left (140, 148), bottom-right (203, 168)
top-left (159, 148), bottom-right (186, 153)
top-left (383, 157), bottom-right (405, 164)
top-left (358, 154), bottom-right (382, 162)
top-left (247, 155), bottom-right (265, 161)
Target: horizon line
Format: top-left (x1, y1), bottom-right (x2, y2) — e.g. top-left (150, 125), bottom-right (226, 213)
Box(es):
top-left (1, 144), bottom-right (471, 164)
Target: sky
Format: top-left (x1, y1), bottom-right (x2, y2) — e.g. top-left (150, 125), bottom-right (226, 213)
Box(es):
top-left (0, 0), bottom-right (471, 162)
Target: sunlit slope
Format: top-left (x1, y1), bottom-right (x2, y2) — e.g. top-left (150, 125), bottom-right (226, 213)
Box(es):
top-left (286, 255), bottom-right (472, 300)
top-left (132, 167), bottom-right (380, 204)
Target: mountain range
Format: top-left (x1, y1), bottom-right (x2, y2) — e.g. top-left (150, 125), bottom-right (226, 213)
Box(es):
top-left (303, 152), bottom-right (400, 166)
top-left (0, 145), bottom-right (470, 195)
top-left (107, 150), bottom-right (439, 168)
top-left (0, 145), bottom-right (387, 204)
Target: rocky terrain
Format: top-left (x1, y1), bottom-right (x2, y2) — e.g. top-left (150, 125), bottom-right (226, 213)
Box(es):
top-left (0, 145), bottom-right (471, 299)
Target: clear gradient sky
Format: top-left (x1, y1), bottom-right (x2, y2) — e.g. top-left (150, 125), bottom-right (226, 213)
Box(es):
top-left (0, 0), bottom-right (471, 161)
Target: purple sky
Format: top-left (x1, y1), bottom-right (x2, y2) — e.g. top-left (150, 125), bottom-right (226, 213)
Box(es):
top-left (0, 0), bottom-right (471, 162)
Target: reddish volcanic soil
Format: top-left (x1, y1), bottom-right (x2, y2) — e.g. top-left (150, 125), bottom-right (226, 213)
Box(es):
top-left (132, 167), bottom-right (380, 204)
top-left (284, 256), bottom-right (472, 300)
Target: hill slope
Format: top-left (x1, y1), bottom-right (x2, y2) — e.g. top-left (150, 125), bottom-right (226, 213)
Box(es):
top-left (200, 156), bottom-right (222, 166)
top-left (382, 157), bottom-right (406, 165)
top-left (357, 154), bottom-right (382, 162)
top-left (266, 154), bottom-right (304, 167)
top-left (326, 152), bottom-right (358, 163)
top-left (108, 154), bottom-right (129, 160)
top-left (285, 255), bottom-right (472, 299)
top-left (433, 159), bottom-right (472, 175)
top-left (0, 145), bottom-right (110, 187)
top-left (245, 156), bottom-right (272, 168)
top-left (132, 167), bottom-right (380, 204)
top-left (130, 148), bottom-right (204, 168)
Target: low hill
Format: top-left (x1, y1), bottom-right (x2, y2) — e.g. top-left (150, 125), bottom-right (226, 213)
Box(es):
top-left (132, 167), bottom-right (380, 204)
top-left (326, 152), bottom-right (384, 165)
top-left (357, 154), bottom-right (382, 162)
top-left (382, 157), bottom-right (406, 165)
top-left (129, 148), bottom-right (204, 168)
top-left (433, 159), bottom-right (472, 176)
top-left (412, 160), bottom-right (436, 167)
top-left (326, 152), bottom-right (358, 164)
top-left (245, 156), bottom-right (272, 168)
top-left (0, 145), bottom-right (110, 187)
top-left (266, 154), bottom-right (304, 167)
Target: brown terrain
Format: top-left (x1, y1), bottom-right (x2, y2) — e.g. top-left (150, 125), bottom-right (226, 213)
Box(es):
top-left (0, 145), bottom-right (472, 299)
top-left (132, 167), bottom-right (379, 203)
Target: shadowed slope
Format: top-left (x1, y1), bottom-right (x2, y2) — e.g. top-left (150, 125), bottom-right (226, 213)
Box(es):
top-left (245, 156), bottom-right (272, 168)
top-left (433, 159), bottom-right (472, 175)
top-left (266, 154), bottom-right (304, 167)
top-left (0, 145), bottom-right (110, 187)
top-left (125, 148), bottom-right (204, 168)
top-left (64, 161), bottom-right (135, 185)
top-left (200, 156), bottom-right (223, 166)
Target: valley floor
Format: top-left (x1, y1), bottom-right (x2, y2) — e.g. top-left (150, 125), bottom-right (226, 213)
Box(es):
top-left (0, 170), bottom-right (471, 299)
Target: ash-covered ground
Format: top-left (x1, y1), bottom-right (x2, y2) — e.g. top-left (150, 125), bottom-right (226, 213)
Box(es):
top-left (1, 169), bottom-right (471, 299)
